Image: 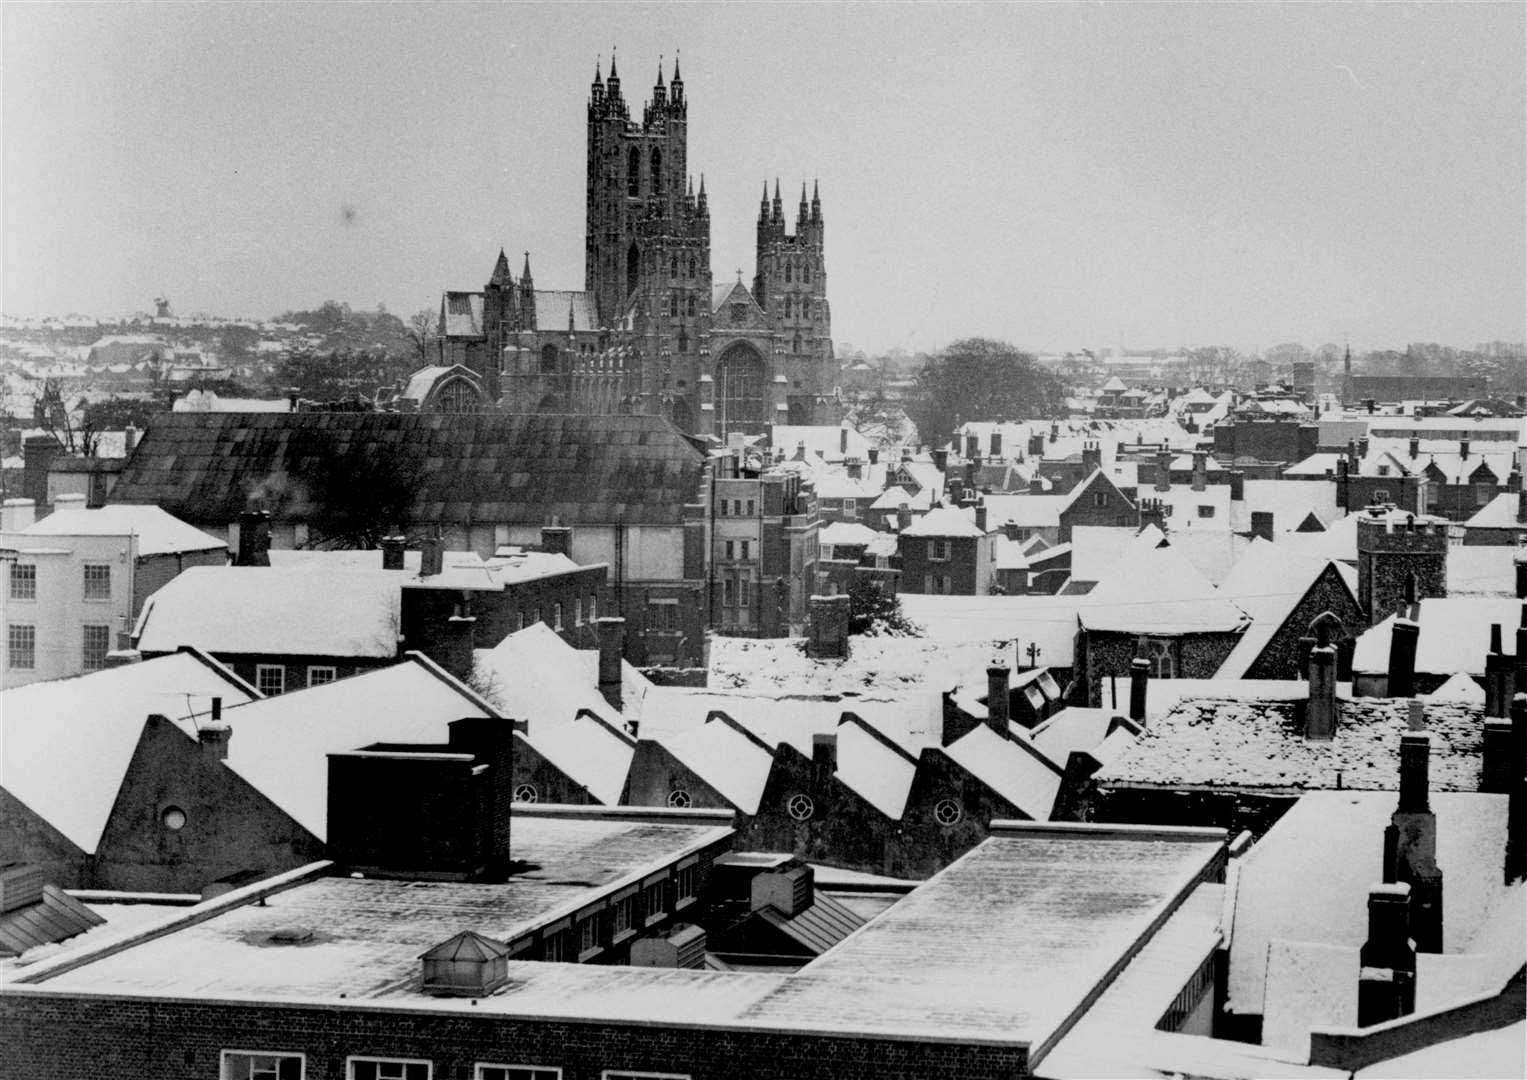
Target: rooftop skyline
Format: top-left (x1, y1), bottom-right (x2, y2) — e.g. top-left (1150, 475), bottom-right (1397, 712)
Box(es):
top-left (3, 2), bottom-right (1523, 354)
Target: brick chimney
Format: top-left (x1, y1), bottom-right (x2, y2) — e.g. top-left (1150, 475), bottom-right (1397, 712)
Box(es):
top-left (990, 431), bottom-right (1003, 459)
top-left (807, 594), bottom-right (851, 660)
top-left (1485, 624), bottom-right (1511, 718)
top-left (199, 697), bottom-right (231, 761)
top-left (867, 447), bottom-right (879, 466)
top-left (381, 535), bottom-right (407, 571)
top-left (1393, 733), bottom-right (1444, 953)
top-left (21, 435), bottom-right (60, 510)
top-left (1128, 657), bottom-right (1149, 723)
top-left (1191, 450), bottom-right (1207, 492)
top-left (974, 500), bottom-right (988, 533)
top-left (839, 427), bottom-right (849, 455)
top-left (419, 535), bottom-right (444, 577)
top-left (1029, 476), bottom-right (1044, 495)
top-left (1249, 511), bottom-right (1275, 542)
top-left (1408, 435), bottom-right (1419, 460)
top-left (986, 666), bottom-right (1010, 736)
top-left (1387, 618), bottom-right (1420, 697)
top-left (1358, 882), bottom-right (1416, 1026)
top-left (540, 525), bottom-right (572, 558)
top-left (1028, 432), bottom-right (1045, 457)
top-left (1459, 439), bottom-right (1470, 461)
top-left (812, 732), bottom-right (837, 784)
top-left (0, 497), bottom-right (36, 532)
top-left (235, 509), bottom-right (271, 567)
top-left (931, 448), bottom-right (949, 473)
top-left (596, 616), bottom-right (625, 711)
top-left (1155, 449), bottom-right (1171, 492)
top-left (1306, 645), bottom-right (1338, 740)
top-left (1081, 440), bottom-right (1102, 476)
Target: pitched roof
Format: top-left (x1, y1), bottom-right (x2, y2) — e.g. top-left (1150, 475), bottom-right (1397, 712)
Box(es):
top-left (1215, 540), bottom-right (1358, 678)
top-left (901, 506), bottom-right (985, 538)
top-left (834, 716), bottom-right (917, 819)
top-left (442, 291), bottom-right (483, 337)
top-left (135, 566), bottom-right (403, 658)
top-left (942, 724), bottom-right (1062, 819)
top-left (1096, 695), bottom-right (1484, 793)
top-left (532, 290), bottom-right (596, 332)
top-left (1, 651), bottom-right (258, 853)
top-left (1466, 491), bottom-right (1525, 529)
top-left (400, 365), bottom-right (482, 405)
top-left (108, 412), bottom-right (706, 527)
top-left (658, 713), bottom-right (775, 815)
top-left (1352, 598), bottom-right (1521, 676)
top-left (1078, 543), bottom-right (1249, 634)
top-left (169, 655), bottom-right (498, 840)
top-left (11, 504), bottom-right (225, 556)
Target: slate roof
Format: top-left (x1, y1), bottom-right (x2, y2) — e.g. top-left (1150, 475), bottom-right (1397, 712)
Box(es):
top-left (442, 291), bottom-right (483, 337)
top-left (108, 412), bottom-right (706, 527)
top-left (532, 290), bottom-right (597, 332)
top-left (1097, 695), bottom-right (1485, 793)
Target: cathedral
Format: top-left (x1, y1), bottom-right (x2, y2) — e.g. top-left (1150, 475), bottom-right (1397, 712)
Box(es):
top-left (423, 53), bottom-right (840, 438)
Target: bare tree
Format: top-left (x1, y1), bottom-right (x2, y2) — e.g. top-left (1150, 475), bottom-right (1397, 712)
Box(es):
top-left (401, 309), bottom-right (438, 366)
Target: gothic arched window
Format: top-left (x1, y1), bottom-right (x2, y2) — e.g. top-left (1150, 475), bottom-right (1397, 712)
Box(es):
top-left (801, 298), bottom-right (811, 318)
top-left (784, 263), bottom-right (793, 284)
top-left (793, 333), bottom-right (802, 354)
top-left (651, 147), bottom-right (663, 193)
top-left (715, 344), bottom-right (767, 439)
top-left (687, 257), bottom-right (696, 279)
top-left (670, 254), bottom-right (678, 278)
top-left (628, 147), bottom-right (640, 196)
top-left (686, 295), bottom-right (695, 317)
top-left (805, 263), bottom-right (812, 284)
top-left (540, 344), bottom-right (559, 373)
top-left (678, 327), bottom-right (688, 353)
top-left (784, 296), bottom-right (793, 318)
top-left (669, 293), bottom-right (678, 317)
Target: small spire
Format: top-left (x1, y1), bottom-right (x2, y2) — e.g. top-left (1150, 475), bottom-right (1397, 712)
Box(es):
top-left (656, 56), bottom-right (665, 88)
top-left (673, 49), bottom-right (681, 82)
top-left (698, 173), bottom-right (709, 215)
top-left (595, 55), bottom-right (603, 84)
top-left (522, 251), bottom-right (533, 282)
top-left (608, 45), bottom-right (618, 80)
top-left (489, 248), bottom-right (511, 287)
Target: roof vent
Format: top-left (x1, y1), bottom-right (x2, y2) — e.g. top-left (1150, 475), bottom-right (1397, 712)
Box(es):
top-left (750, 863), bottom-right (815, 918)
top-left (630, 923), bottom-right (707, 969)
top-left (267, 926), bottom-right (315, 945)
top-left (419, 930), bottom-right (511, 997)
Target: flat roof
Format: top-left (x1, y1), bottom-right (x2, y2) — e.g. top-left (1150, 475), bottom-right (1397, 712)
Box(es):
top-left (30, 812), bottom-right (732, 1001)
top-left (18, 821), bottom-right (1225, 1050)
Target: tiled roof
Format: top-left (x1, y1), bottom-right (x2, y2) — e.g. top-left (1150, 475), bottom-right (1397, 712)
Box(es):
top-left (1097, 695), bottom-right (1484, 793)
top-left (108, 412), bottom-right (706, 527)
top-left (533, 290), bottom-right (597, 332)
top-left (442, 291), bottom-right (483, 337)
top-left (11, 504), bottom-right (225, 556)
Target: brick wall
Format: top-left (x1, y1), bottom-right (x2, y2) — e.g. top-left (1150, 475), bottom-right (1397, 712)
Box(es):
top-left (1077, 630), bottom-right (1243, 707)
top-left (1242, 565), bottom-right (1366, 679)
top-left (0, 992), bottom-right (1028, 1079)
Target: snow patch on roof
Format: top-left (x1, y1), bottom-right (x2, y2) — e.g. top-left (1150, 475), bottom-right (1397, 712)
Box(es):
top-left (659, 716), bottom-right (774, 814)
top-left (834, 719), bottom-right (916, 819)
top-left (1352, 598), bottom-right (1520, 676)
top-left (15, 505), bottom-right (225, 557)
top-left (943, 724), bottom-right (1061, 819)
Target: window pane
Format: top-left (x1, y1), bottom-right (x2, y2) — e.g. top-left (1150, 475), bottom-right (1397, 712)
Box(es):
top-left (82, 625), bottom-right (111, 671)
top-left (10, 565), bottom-right (36, 600)
top-left (83, 563), bottom-right (111, 600)
top-left (8, 625), bottom-right (36, 669)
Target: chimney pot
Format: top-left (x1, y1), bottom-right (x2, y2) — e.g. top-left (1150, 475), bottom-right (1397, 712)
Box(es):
top-left (235, 509), bottom-right (271, 567)
top-left (419, 535), bottom-right (444, 578)
top-left (381, 535), bottom-right (407, 571)
top-left (1128, 657), bottom-right (1150, 723)
top-left (1406, 699), bottom-right (1426, 731)
top-left (199, 718), bottom-right (232, 761)
top-left (1387, 619), bottom-right (1420, 698)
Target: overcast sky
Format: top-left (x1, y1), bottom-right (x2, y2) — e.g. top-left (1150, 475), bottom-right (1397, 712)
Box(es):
top-left (3, 2), bottom-right (1523, 354)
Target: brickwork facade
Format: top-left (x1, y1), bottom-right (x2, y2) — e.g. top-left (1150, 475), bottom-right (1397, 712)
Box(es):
top-left (1242, 564), bottom-right (1366, 679)
top-left (1355, 515), bottom-right (1448, 624)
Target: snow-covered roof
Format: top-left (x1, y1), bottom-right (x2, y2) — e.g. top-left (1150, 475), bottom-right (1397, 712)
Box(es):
top-left (981, 493), bottom-right (1069, 529)
top-left (517, 708), bottom-right (635, 807)
top-left (1077, 542), bottom-right (1249, 634)
top-left (895, 594), bottom-right (1081, 665)
top-left (135, 566), bottom-right (402, 658)
top-left (169, 655), bottom-right (498, 840)
top-left (1159, 528), bottom-right (1250, 587)
top-left (1351, 598), bottom-right (1521, 676)
top-left (1069, 526), bottom-right (1159, 583)
top-left (1029, 707), bottom-right (1135, 766)
top-left (708, 634), bottom-right (1019, 701)
top-left (473, 623), bottom-right (650, 736)
top-left (834, 716), bottom-right (917, 819)
top-left (869, 485), bottom-right (928, 513)
top-left (1284, 452), bottom-right (1344, 478)
top-left (1230, 791), bottom-right (1521, 1016)
top-left (1423, 672), bottom-right (1486, 705)
top-left (13, 505), bottom-right (225, 556)
top-left (1231, 480), bottom-right (1340, 534)
top-left (1447, 545), bottom-right (1522, 598)
top-left (1, 651), bottom-right (257, 853)
top-left (811, 472), bottom-right (884, 501)
top-left (1097, 695), bottom-right (1484, 793)
top-left (819, 521), bottom-right (881, 550)
top-left (658, 714), bottom-right (775, 815)
top-left (1465, 491), bottom-right (1525, 529)
top-left (532, 289), bottom-right (596, 332)
top-left (942, 723), bottom-right (1062, 819)
top-left (901, 506), bottom-right (985, 538)
top-left (770, 425), bottom-right (872, 463)
top-left (1215, 539), bottom-right (1358, 679)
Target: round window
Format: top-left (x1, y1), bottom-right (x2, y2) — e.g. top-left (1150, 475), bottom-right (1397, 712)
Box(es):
top-left (513, 784), bottom-right (538, 804)
top-left (161, 805), bottom-right (187, 831)
top-left (666, 789), bottom-right (692, 808)
top-left (933, 799), bottom-right (963, 827)
top-left (786, 794), bottom-right (815, 822)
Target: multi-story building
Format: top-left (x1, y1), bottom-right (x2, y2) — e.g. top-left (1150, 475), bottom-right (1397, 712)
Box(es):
top-left (433, 53), bottom-right (841, 437)
top-left (1, 497), bottom-right (226, 688)
top-left (709, 455), bottom-right (819, 636)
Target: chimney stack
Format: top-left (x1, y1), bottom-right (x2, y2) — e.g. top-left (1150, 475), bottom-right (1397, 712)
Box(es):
top-left (1191, 450), bottom-right (1207, 492)
top-left (1249, 511), bottom-right (1275, 543)
top-left (986, 666), bottom-right (1010, 737)
top-left (1358, 882), bottom-right (1416, 1026)
top-left (419, 535), bottom-right (444, 578)
top-left (807, 594), bottom-right (851, 660)
top-left (540, 525), bottom-right (572, 558)
top-left (931, 448), bottom-right (949, 473)
top-left (812, 732), bottom-right (837, 783)
top-left (235, 509), bottom-right (271, 567)
top-left (1393, 733), bottom-right (1444, 953)
top-left (1155, 449), bottom-right (1172, 492)
top-left (1387, 618), bottom-right (1420, 697)
top-left (595, 617), bottom-right (625, 711)
top-left (974, 500), bottom-right (988, 533)
top-left (1408, 435), bottom-right (1419, 460)
top-left (839, 427), bottom-right (848, 455)
top-left (867, 447), bottom-right (879, 466)
top-left (1029, 476), bottom-right (1044, 495)
top-left (0, 497), bottom-right (36, 532)
top-left (381, 535), bottom-right (407, 571)
top-left (1306, 645), bottom-right (1338, 740)
top-left (199, 697), bottom-right (231, 761)
top-left (1128, 657), bottom-right (1149, 723)
top-left (1485, 624), bottom-right (1511, 718)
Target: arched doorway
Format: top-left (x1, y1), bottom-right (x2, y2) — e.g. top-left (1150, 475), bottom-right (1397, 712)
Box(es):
top-left (714, 343), bottom-right (767, 439)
